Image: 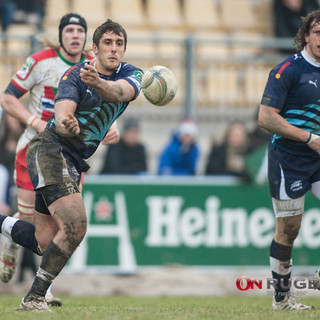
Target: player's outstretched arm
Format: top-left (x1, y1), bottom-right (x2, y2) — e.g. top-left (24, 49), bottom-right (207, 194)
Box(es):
top-left (79, 60), bottom-right (135, 103)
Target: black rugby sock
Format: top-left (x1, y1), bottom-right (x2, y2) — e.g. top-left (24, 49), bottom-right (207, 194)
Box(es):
top-left (25, 241), bottom-right (69, 299)
top-left (270, 239), bottom-right (293, 302)
top-left (0, 214), bottom-right (42, 255)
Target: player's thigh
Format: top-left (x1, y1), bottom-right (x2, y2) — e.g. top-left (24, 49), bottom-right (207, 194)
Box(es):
top-left (48, 192), bottom-right (87, 227)
top-left (38, 181), bottom-right (86, 225)
top-left (268, 145), bottom-right (311, 199)
top-left (27, 131), bottom-right (86, 190)
top-left (272, 195), bottom-right (305, 218)
top-left (15, 140), bottom-right (34, 191)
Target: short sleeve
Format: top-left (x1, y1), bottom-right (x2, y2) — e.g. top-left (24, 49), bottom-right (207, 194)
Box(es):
top-left (55, 65), bottom-right (82, 105)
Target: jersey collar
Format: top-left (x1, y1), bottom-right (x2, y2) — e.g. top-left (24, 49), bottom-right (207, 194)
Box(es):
top-left (57, 50), bottom-right (86, 66)
top-left (301, 47), bottom-right (320, 67)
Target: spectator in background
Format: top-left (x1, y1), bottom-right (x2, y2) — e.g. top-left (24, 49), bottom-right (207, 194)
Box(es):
top-left (247, 108), bottom-right (273, 153)
top-left (158, 118), bottom-right (200, 176)
top-left (273, 0), bottom-right (319, 55)
top-left (245, 109), bottom-right (273, 185)
top-left (205, 121), bottom-right (251, 182)
top-left (14, 0), bottom-right (46, 31)
top-left (0, 164), bottom-right (11, 216)
top-left (100, 117), bottom-right (147, 175)
top-left (0, 112), bottom-right (25, 186)
top-left (0, 0), bottom-right (17, 33)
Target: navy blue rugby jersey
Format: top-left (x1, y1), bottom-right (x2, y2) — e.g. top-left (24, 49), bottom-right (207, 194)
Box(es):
top-left (261, 49), bottom-right (320, 156)
top-left (47, 61), bottom-right (143, 159)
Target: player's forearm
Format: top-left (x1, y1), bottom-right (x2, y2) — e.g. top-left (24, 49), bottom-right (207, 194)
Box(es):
top-left (94, 78), bottom-right (133, 103)
top-left (54, 101), bottom-right (79, 137)
top-left (258, 104), bottom-right (310, 142)
top-left (0, 93), bottom-right (33, 125)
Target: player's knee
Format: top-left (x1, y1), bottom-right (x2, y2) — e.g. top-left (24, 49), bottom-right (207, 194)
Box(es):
top-left (62, 218), bottom-right (87, 251)
top-left (74, 219), bottom-right (87, 242)
top-left (283, 222), bottom-right (301, 244)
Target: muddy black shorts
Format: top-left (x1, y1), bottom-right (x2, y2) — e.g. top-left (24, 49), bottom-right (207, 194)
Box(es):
top-left (27, 129), bottom-right (89, 215)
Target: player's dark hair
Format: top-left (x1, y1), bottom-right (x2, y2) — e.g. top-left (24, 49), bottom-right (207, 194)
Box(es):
top-left (93, 19), bottom-right (127, 49)
top-left (294, 10), bottom-right (320, 52)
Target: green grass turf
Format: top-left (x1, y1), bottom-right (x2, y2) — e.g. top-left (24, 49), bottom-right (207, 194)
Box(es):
top-left (0, 295), bottom-right (319, 320)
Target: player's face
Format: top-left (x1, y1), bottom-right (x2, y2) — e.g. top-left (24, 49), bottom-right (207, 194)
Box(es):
top-left (93, 31), bottom-right (126, 75)
top-left (61, 24), bottom-right (86, 56)
top-left (305, 22), bottom-right (320, 62)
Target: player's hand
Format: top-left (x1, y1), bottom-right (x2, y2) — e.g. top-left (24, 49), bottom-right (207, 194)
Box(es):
top-left (102, 125), bottom-right (120, 145)
top-left (62, 113), bottom-right (80, 135)
top-left (80, 59), bottom-right (99, 87)
top-left (35, 119), bottom-right (47, 133)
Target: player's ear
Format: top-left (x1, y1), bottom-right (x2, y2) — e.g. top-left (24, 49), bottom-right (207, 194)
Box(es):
top-left (92, 43), bottom-right (98, 55)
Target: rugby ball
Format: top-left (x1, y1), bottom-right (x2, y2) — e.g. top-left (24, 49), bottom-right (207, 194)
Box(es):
top-left (141, 65), bottom-right (177, 106)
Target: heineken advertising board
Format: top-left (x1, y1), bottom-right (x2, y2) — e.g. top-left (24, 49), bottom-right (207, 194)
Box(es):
top-left (67, 175), bottom-right (320, 273)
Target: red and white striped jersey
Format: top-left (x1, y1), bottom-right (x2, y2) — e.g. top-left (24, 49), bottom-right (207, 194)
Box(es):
top-left (5, 48), bottom-right (93, 148)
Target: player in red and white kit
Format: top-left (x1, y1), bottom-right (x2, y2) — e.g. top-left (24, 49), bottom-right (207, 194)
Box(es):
top-left (0, 13), bottom-right (117, 306)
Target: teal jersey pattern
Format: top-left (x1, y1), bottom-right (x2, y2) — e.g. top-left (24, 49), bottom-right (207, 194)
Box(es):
top-left (48, 62), bottom-right (143, 159)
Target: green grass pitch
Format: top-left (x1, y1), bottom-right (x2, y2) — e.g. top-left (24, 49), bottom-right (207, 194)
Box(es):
top-left (0, 295), bottom-right (319, 320)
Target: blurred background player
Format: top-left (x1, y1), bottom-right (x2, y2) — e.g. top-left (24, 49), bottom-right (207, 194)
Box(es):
top-left (0, 12), bottom-right (92, 307)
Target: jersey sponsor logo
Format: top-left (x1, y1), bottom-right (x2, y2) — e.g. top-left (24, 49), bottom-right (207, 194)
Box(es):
top-left (275, 61), bottom-right (291, 79)
top-left (16, 56), bottom-right (36, 80)
top-left (294, 53), bottom-right (302, 60)
top-left (290, 180), bottom-right (303, 192)
top-left (134, 70), bottom-right (143, 81)
top-left (86, 88), bottom-right (93, 96)
top-left (129, 70), bottom-right (143, 90)
top-left (309, 79), bottom-right (318, 88)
